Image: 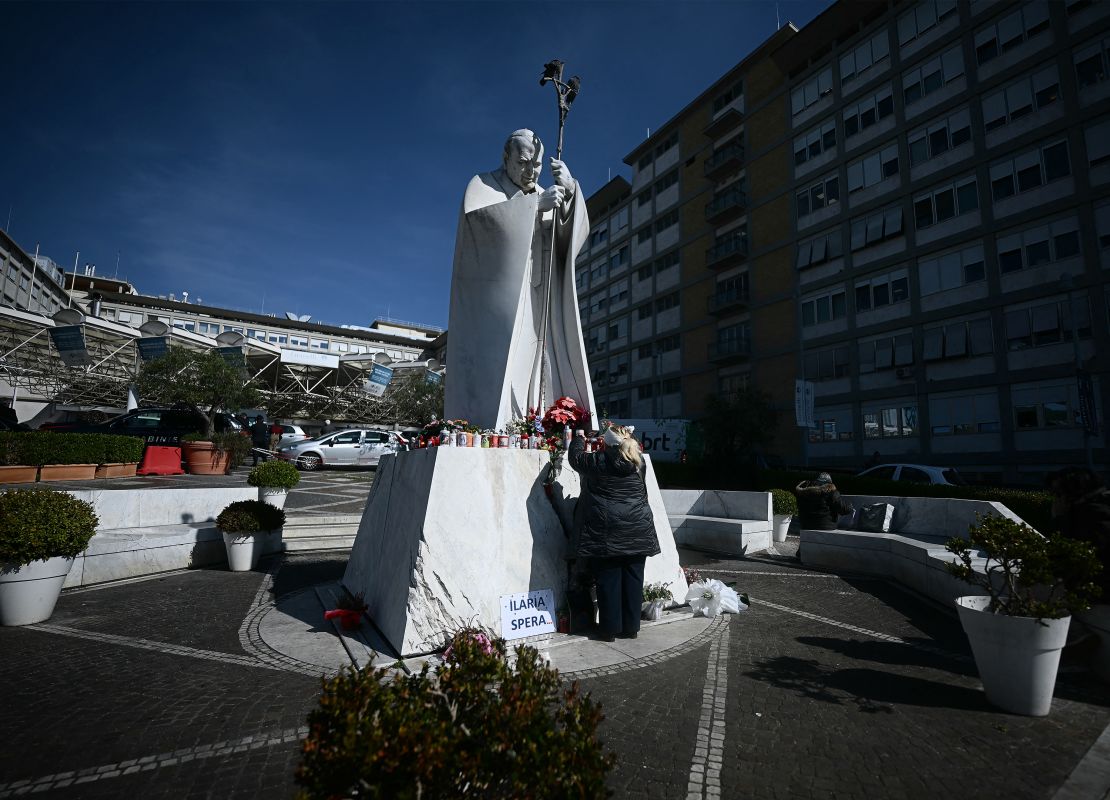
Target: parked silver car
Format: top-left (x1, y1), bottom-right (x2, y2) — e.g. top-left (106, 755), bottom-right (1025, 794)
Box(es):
top-left (276, 428), bottom-right (398, 470)
top-left (857, 463), bottom-right (967, 486)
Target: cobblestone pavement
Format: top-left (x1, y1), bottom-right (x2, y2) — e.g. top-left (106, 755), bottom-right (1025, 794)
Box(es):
top-left (3, 546), bottom-right (1110, 798)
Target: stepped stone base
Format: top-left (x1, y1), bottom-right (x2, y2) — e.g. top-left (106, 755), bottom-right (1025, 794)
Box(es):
top-left (343, 447), bottom-right (687, 657)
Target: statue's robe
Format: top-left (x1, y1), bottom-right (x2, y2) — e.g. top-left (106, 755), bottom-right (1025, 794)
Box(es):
top-left (444, 168), bottom-right (596, 431)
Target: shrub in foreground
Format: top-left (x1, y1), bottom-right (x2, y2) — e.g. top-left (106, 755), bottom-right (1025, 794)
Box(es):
top-left (296, 628), bottom-right (614, 799)
top-left (247, 460), bottom-right (301, 489)
top-left (0, 488), bottom-right (99, 564)
top-left (216, 500), bottom-right (285, 533)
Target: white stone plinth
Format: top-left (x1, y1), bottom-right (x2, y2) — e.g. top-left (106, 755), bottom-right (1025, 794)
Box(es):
top-left (343, 447), bottom-right (686, 657)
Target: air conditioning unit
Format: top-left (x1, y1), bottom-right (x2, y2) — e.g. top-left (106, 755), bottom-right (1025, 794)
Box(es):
top-left (895, 367), bottom-right (914, 379)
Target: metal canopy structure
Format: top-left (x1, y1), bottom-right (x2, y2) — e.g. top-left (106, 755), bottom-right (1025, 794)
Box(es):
top-left (0, 306), bottom-right (439, 422)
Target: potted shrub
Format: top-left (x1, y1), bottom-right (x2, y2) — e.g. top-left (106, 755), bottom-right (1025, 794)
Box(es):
top-left (216, 499), bottom-right (285, 572)
top-left (770, 488), bottom-right (797, 543)
top-left (945, 514), bottom-right (1101, 716)
top-left (295, 629), bottom-right (613, 798)
top-left (95, 434), bottom-right (145, 479)
top-left (247, 460), bottom-right (300, 510)
top-left (0, 432), bottom-right (36, 484)
top-left (26, 432), bottom-right (98, 481)
top-left (642, 581), bottom-right (673, 621)
top-left (0, 488), bottom-right (99, 625)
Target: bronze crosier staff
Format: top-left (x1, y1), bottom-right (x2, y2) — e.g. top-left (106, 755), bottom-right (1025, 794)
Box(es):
top-left (536, 59), bottom-right (581, 416)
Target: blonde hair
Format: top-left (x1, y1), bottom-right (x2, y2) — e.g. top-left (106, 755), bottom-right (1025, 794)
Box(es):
top-left (611, 425), bottom-right (642, 468)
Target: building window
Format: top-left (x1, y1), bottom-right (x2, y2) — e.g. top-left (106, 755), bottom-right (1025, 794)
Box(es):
top-left (794, 119), bottom-right (837, 166)
top-left (796, 228), bottom-right (843, 269)
top-left (803, 345), bottom-right (850, 381)
top-left (791, 66), bottom-right (833, 116)
top-left (609, 246), bottom-right (629, 271)
top-left (655, 251), bottom-right (679, 274)
top-left (913, 176), bottom-right (978, 229)
top-left (655, 131), bottom-right (678, 156)
top-left (1075, 37), bottom-right (1110, 91)
top-left (590, 291), bottom-right (607, 315)
top-left (588, 226), bottom-right (608, 249)
top-left (1005, 298), bottom-right (1091, 350)
top-left (636, 227), bottom-right (652, 244)
top-left (989, 140), bottom-right (1070, 202)
top-left (661, 377), bottom-right (681, 394)
top-left (655, 292), bottom-right (680, 312)
top-left (654, 170), bottom-right (678, 193)
top-left (1012, 382), bottom-right (1087, 430)
top-left (908, 108), bottom-right (972, 165)
top-left (975, 3), bottom-right (1051, 66)
top-left (863, 406), bottom-right (918, 439)
top-left (636, 303), bottom-right (652, 321)
top-left (897, 0), bottom-right (957, 46)
top-left (608, 280), bottom-right (629, 305)
top-left (855, 268), bottom-right (910, 312)
top-left (612, 207), bottom-right (629, 233)
top-left (843, 86), bottom-right (895, 138)
top-left (847, 143), bottom-right (899, 194)
top-left (637, 190), bottom-right (651, 207)
top-left (654, 209), bottom-right (679, 234)
top-left (922, 317), bottom-right (994, 362)
top-left (801, 290), bottom-right (847, 327)
top-left (902, 44), bottom-right (964, 107)
top-left (718, 373), bottom-right (749, 402)
top-left (930, 391), bottom-right (1000, 436)
top-left (796, 173), bottom-right (840, 219)
top-left (919, 244), bottom-right (986, 294)
top-left (657, 333), bottom-right (681, 353)
top-left (637, 153), bottom-right (652, 171)
top-left (982, 64), bottom-right (1060, 132)
top-left (997, 218), bottom-right (1081, 274)
top-left (840, 29), bottom-right (890, 86)
top-left (849, 204), bottom-right (903, 251)
top-left (859, 332), bottom-right (913, 372)
top-left (713, 80), bottom-right (744, 113)
top-left (1085, 118), bottom-right (1110, 168)
top-left (590, 261), bottom-right (606, 283)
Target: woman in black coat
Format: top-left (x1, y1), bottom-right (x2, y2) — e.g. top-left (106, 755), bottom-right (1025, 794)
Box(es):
top-left (568, 425), bottom-right (660, 641)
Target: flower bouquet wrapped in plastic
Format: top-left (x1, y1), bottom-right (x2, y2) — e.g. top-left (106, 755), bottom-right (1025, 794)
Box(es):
top-left (685, 579), bottom-right (748, 618)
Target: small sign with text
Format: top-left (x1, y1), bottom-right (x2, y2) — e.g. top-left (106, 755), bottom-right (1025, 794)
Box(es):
top-left (500, 589), bottom-right (555, 640)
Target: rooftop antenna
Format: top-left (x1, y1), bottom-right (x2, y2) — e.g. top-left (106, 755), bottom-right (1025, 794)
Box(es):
top-left (4, 205), bottom-right (11, 232)
top-left (113, 251), bottom-right (120, 279)
top-left (776, 2), bottom-right (781, 30)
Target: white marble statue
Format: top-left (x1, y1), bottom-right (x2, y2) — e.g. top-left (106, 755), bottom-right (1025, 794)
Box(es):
top-left (444, 129), bottom-right (596, 431)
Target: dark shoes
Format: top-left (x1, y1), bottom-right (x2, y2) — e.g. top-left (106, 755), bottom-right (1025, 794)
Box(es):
top-left (594, 632), bottom-right (616, 642)
top-left (618, 631), bottom-right (638, 640)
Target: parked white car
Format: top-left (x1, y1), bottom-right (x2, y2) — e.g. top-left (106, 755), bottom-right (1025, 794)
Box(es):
top-left (275, 424), bottom-right (308, 444)
top-left (276, 428), bottom-right (399, 470)
top-left (857, 463), bottom-right (967, 486)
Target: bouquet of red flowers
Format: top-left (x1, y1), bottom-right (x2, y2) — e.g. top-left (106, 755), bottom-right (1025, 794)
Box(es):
top-left (541, 396), bottom-right (589, 436)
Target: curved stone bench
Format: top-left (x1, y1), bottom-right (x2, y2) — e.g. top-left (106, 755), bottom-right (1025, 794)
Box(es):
top-left (799, 495), bottom-right (1026, 608)
top-left (662, 489), bottom-right (773, 557)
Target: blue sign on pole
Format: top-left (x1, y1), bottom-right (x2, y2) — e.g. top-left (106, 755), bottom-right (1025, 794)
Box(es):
top-left (425, 369), bottom-right (442, 385)
top-left (365, 363), bottom-right (394, 397)
top-left (137, 336), bottom-right (168, 362)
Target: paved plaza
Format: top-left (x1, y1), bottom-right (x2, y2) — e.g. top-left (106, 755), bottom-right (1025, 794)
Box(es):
top-left (3, 472), bottom-right (1110, 798)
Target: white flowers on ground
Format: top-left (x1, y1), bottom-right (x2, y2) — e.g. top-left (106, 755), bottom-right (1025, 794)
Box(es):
top-left (685, 579), bottom-right (747, 618)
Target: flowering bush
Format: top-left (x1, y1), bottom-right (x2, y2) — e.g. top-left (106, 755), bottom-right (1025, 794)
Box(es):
top-left (642, 582), bottom-right (673, 603)
top-left (542, 396), bottom-right (589, 436)
top-left (296, 629), bottom-right (614, 799)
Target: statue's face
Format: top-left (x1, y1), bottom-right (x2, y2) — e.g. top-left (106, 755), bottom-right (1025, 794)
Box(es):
top-left (504, 137), bottom-right (543, 192)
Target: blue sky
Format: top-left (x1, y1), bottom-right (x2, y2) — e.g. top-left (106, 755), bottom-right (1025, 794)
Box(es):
top-left (2, 0), bottom-right (830, 329)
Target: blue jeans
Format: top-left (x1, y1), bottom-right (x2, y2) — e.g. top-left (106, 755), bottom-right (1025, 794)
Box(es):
top-left (591, 555), bottom-right (646, 636)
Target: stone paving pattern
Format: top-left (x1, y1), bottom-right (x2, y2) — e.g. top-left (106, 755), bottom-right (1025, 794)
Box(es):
top-left (4, 530), bottom-right (1110, 796)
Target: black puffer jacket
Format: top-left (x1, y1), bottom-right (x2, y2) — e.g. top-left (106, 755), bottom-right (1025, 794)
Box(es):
top-left (568, 437), bottom-right (660, 558)
top-left (795, 480), bottom-right (853, 530)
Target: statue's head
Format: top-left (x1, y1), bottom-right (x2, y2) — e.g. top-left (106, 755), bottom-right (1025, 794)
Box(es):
top-left (502, 129), bottom-right (544, 192)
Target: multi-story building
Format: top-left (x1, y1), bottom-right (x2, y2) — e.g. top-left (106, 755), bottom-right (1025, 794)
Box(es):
top-left (0, 230), bottom-right (72, 317)
top-left (582, 0), bottom-right (1110, 484)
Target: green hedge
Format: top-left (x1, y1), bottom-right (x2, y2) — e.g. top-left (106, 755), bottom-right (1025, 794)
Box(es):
top-left (0, 432), bottom-right (145, 467)
top-left (652, 463), bottom-right (1053, 533)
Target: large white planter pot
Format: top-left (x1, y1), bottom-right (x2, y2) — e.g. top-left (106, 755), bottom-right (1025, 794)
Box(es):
top-left (1077, 604), bottom-right (1110, 684)
top-left (956, 595), bottom-right (1071, 716)
top-left (0, 556), bottom-right (74, 626)
top-left (259, 487), bottom-right (288, 510)
top-left (221, 531), bottom-right (261, 572)
top-left (773, 515), bottom-right (792, 543)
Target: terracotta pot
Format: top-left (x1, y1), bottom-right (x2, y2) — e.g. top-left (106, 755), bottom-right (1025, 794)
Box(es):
top-left (39, 464), bottom-right (97, 481)
top-left (0, 465), bottom-right (38, 484)
top-left (95, 462), bottom-right (139, 479)
top-left (182, 441), bottom-right (232, 475)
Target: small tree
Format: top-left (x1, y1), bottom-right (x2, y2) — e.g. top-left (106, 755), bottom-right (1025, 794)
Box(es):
top-left (136, 348), bottom-right (260, 438)
top-left (692, 389), bottom-right (781, 482)
top-left (383, 370), bottom-right (444, 426)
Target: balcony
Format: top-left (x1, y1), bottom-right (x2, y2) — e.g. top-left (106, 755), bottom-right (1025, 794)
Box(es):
top-left (707, 338), bottom-right (751, 364)
top-left (705, 187), bottom-right (746, 225)
top-left (707, 287), bottom-right (749, 316)
top-left (703, 106), bottom-right (743, 139)
top-left (704, 140), bottom-right (744, 181)
top-left (705, 234), bottom-right (749, 270)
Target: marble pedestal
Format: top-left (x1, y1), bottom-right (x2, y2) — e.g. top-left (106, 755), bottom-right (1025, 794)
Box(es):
top-left (342, 447), bottom-right (686, 657)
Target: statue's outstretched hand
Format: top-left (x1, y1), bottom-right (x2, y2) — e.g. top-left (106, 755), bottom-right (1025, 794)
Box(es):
top-left (550, 159), bottom-right (575, 195)
top-left (538, 185), bottom-right (566, 212)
